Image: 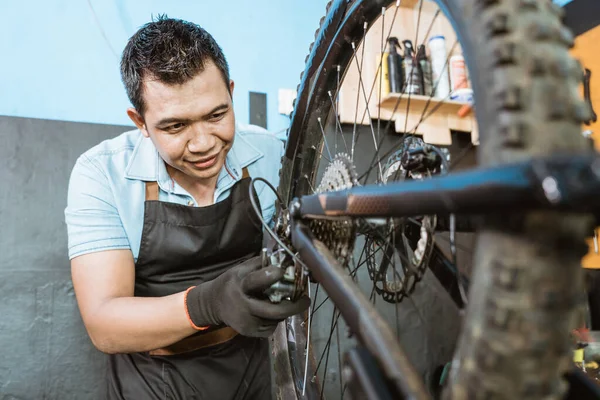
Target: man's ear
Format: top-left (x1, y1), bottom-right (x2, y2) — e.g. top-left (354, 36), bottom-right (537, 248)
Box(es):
top-left (229, 80), bottom-right (235, 97)
top-left (127, 108), bottom-right (149, 138)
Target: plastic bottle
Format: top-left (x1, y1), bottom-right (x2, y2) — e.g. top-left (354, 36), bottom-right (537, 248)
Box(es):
top-left (449, 53), bottom-right (468, 91)
top-left (387, 37), bottom-right (403, 93)
top-left (416, 44), bottom-right (433, 97)
top-left (428, 35), bottom-right (451, 99)
top-left (401, 40), bottom-right (422, 95)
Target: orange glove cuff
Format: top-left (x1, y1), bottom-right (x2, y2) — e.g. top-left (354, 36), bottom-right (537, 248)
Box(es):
top-left (184, 286), bottom-right (210, 331)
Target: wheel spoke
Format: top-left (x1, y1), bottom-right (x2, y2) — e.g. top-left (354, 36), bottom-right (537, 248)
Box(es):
top-left (350, 40), bottom-right (384, 181)
top-left (449, 213), bottom-right (468, 305)
top-left (336, 65), bottom-right (342, 154)
top-left (314, 307), bottom-right (342, 399)
top-left (312, 145), bottom-right (332, 164)
top-left (336, 312), bottom-right (343, 397)
top-left (308, 249), bottom-right (368, 321)
top-left (377, 7), bottom-right (386, 145)
top-left (352, 22), bottom-right (368, 162)
top-left (369, 280), bottom-right (378, 303)
top-left (366, 239), bottom-right (380, 304)
top-left (303, 281), bottom-right (315, 396)
top-left (402, 231), bottom-right (417, 267)
top-left (434, 232), bottom-right (474, 254)
top-left (400, 0), bottom-right (426, 139)
top-left (328, 90), bottom-right (350, 155)
top-left (389, 221), bottom-right (403, 342)
top-left (317, 117), bottom-right (333, 160)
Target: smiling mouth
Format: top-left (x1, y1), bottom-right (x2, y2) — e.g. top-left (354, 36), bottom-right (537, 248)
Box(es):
top-left (188, 152), bottom-right (220, 169)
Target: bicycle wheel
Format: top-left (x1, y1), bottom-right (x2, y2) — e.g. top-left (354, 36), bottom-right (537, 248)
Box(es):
top-left (274, 0), bottom-right (594, 398)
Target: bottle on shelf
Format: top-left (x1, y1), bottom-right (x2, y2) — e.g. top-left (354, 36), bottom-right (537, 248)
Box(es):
top-left (402, 39), bottom-right (423, 95)
top-left (449, 52), bottom-right (468, 91)
top-left (448, 50), bottom-right (474, 103)
top-left (428, 35), bottom-right (451, 99)
top-left (387, 37), bottom-right (404, 94)
top-left (416, 44), bottom-right (433, 97)
top-left (377, 50), bottom-right (391, 99)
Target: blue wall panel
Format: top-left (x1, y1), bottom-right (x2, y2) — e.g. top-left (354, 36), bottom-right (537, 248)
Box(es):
top-left (0, 0), bottom-right (573, 133)
top-left (0, 0), bottom-right (328, 132)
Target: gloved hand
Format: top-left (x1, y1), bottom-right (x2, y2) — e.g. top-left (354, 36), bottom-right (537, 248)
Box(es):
top-left (185, 256), bottom-right (311, 337)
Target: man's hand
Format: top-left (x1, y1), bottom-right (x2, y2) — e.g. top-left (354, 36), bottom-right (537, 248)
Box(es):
top-left (186, 256), bottom-right (310, 337)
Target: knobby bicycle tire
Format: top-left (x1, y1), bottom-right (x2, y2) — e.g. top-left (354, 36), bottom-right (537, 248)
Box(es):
top-left (275, 0), bottom-right (595, 398)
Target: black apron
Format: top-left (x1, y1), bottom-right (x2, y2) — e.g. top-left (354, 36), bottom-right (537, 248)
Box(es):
top-left (105, 169), bottom-right (271, 400)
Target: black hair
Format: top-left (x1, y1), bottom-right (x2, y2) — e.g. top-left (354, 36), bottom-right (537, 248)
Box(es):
top-left (120, 15), bottom-right (230, 115)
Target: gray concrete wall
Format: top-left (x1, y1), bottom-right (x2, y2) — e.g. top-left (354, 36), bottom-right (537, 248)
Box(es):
top-left (0, 116), bottom-right (133, 399)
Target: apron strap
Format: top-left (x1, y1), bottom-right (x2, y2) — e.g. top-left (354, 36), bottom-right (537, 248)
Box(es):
top-left (242, 167), bottom-right (250, 179)
top-left (145, 181), bottom-right (159, 201)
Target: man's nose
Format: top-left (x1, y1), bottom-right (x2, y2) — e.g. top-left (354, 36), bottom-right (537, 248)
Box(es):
top-left (187, 125), bottom-right (217, 154)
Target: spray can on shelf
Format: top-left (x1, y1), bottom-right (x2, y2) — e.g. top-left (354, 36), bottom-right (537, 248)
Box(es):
top-left (449, 53), bottom-right (468, 91)
top-left (401, 40), bottom-right (423, 95)
top-left (387, 37), bottom-right (404, 93)
top-left (416, 44), bottom-right (433, 97)
top-left (428, 35), bottom-right (451, 99)
top-left (378, 51), bottom-right (391, 99)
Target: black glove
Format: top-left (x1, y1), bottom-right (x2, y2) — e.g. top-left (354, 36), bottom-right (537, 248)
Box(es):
top-left (185, 256), bottom-right (311, 337)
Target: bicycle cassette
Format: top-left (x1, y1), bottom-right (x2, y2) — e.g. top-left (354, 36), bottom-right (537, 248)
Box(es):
top-left (310, 153), bottom-right (358, 266)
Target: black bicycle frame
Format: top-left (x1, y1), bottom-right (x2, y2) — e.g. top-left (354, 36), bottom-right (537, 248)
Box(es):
top-left (288, 152), bottom-right (600, 399)
top-left (291, 221), bottom-right (430, 399)
top-left (292, 154), bottom-right (600, 220)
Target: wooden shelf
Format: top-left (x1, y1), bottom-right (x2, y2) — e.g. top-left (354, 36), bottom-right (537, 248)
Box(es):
top-left (375, 93), bottom-right (478, 146)
top-left (378, 93), bottom-right (468, 114)
top-left (336, 0), bottom-right (480, 146)
top-left (397, 0), bottom-right (422, 8)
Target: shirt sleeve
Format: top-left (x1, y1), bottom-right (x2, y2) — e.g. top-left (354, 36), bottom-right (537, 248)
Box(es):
top-left (64, 155), bottom-right (130, 260)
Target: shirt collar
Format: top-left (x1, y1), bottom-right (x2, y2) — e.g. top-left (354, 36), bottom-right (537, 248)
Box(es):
top-left (123, 132), bottom-right (161, 182)
top-left (124, 126), bottom-right (264, 192)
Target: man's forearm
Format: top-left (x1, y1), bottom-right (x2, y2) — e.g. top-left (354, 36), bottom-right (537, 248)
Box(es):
top-left (87, 291), bottom-right (198, 354)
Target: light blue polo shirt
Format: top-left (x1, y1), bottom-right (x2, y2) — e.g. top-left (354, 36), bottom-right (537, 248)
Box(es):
top-left (65, 123), bottom-right (283, 261)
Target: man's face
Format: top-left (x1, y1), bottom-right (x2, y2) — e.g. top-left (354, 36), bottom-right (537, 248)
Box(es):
top-left (129, 61), bottom-right (235, 184)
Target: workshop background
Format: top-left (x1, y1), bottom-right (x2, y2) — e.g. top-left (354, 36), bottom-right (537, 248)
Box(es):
top-left (0, 0), bottom-right (592, 398)
top-left (0, 1), bottom-right (328, 397)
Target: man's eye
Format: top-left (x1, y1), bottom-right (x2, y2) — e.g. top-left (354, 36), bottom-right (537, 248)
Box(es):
top-left (210, 112), bottom-right (225, 121)
top-left (166, 123), bottom-right (185, 131)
